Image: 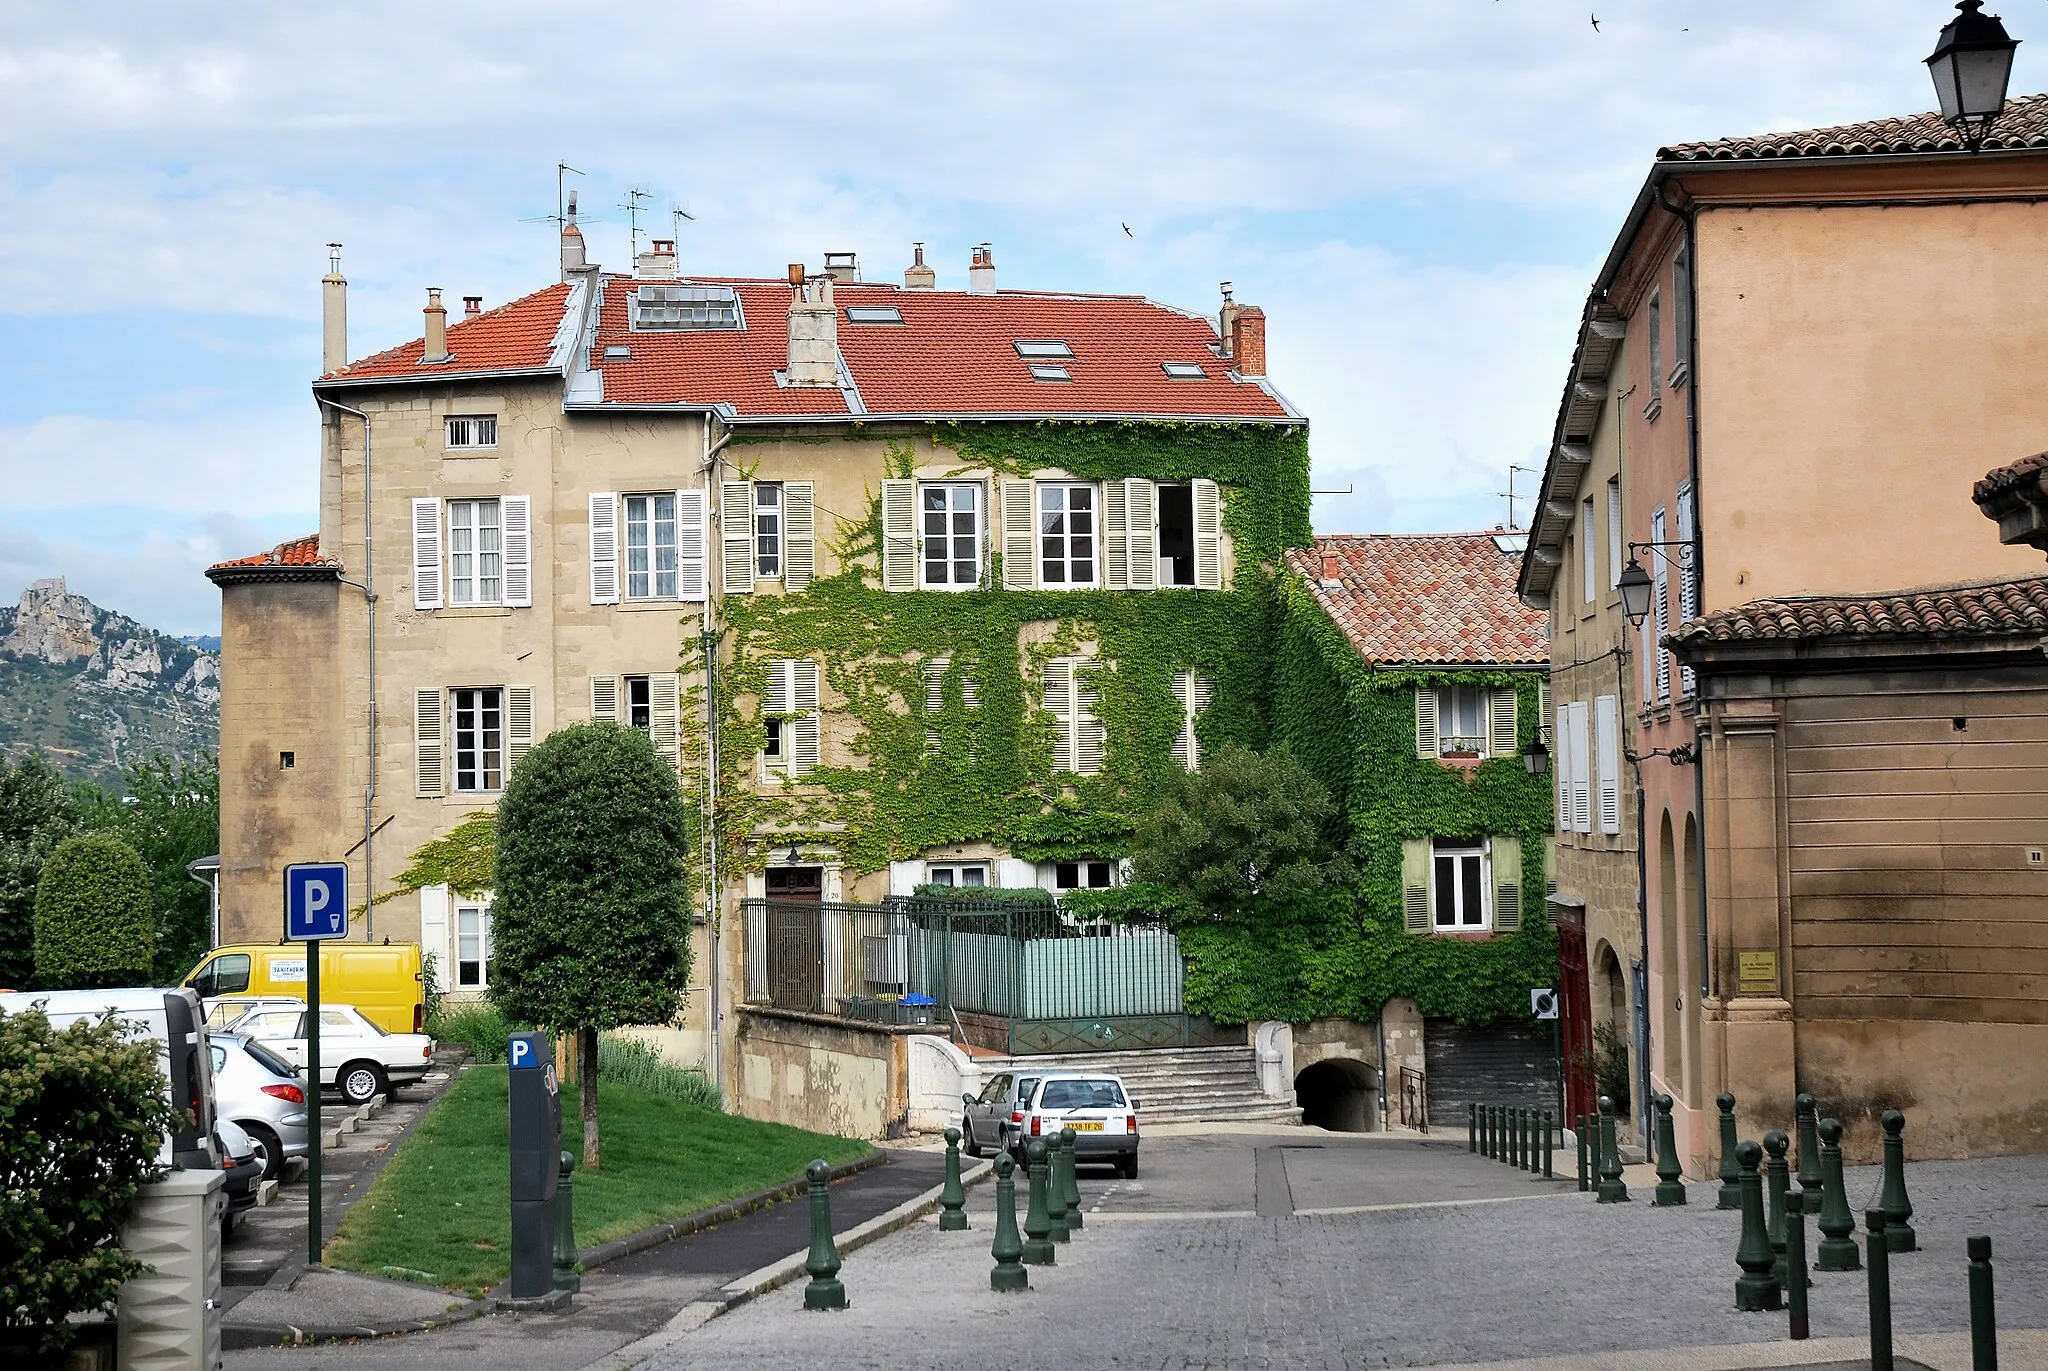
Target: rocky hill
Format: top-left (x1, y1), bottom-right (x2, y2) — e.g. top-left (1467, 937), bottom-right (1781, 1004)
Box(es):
top-left (0, 579), bottom-right (220, 787)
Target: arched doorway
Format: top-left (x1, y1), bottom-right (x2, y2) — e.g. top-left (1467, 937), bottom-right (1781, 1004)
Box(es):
top-left (1295, 1058), bottom-right (1379, 1133)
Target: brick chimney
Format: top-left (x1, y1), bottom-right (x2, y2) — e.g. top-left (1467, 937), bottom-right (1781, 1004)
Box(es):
top-left (462, 295), bottom-right (482, 318)
top-left (903, 242), bottom-right (935, 290)
top-left (635, 238), bottom-right (678, 280)
top-left (1230, 306), bottom-right (1267, 378)
top-left (321, 243), bottom-right (347, 374)
top-left (786, 269), bottom-right (839, 387)
top-left (968, 243), bottom-right (996, 295)
top-left (422, 288), bottom-right (450, 364)
top-left (560, 191), bottom-right (586, 281)
top-left (1319, 548), bottom-right (1342, 587)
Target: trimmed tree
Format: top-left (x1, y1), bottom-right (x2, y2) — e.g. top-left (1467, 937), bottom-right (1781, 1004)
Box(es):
top-left (34, 833), bottom-right (155, 990)
top-left (0, 1005), bottom-right (179, 1354)
top-left (489, 722), bottom-right (693, 1167)
top-left (76, 753), bottom-right (221, 982)
top-left (0, 754), bottom-right (79, 989)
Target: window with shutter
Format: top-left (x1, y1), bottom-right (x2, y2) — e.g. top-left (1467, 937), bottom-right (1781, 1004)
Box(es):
top-left (1606, 479), bottom-right (1624, 590)
top-left (505, 685), bottom-right (535, 771)
top-left (1431, 838), bottom-right (1490, 929)
top-left (924, 657), bottom-right (948, 751)
top-left (1491, 835), bottom-right (1522, 932)
top-left (879, 478), bottom-right (916, 591)
top-left (1043, 658), bottom-right (1075, 772)
top-left (414, 687), bottom-right (444, 796)
top-left (1168, 670), bottom-right (1213, 769)
top-left (1414, 687), bottom-right (1439, 759)
top-left (784, 481), bottom-right (816, 590)
top-left (1192, 478), bottom-right (1222, 589)
top-left (1075, 665), bottom-right (1105, 776)
top-left (1489, 687), bottom-right (1517, 760)
top-left (1568, 700), bottom-right (1592, 834)
top-left (588, 492), bottom-right (619, 605)
top-left (1676, 483), bottom-right (1697, 697)
top-left (1102, 480), bottom-right (1130, 589)
top-left (446, 499), bottom-right (504, 605)
top-left (720, 481), bottom-right (753, 594)
top-left (676, 488), bottom-right (708, 601)
top-left (1126, 479), bottom-right (1158, 589)
top-left (412, 498), bottom-right (444, 609)
top-left (791, 712), bottom-right (820, 777)
top-left (1581, 496), bottom-right (1597, 607)
top-left (1001, 479), bottom-right (1035, 590)
top-left (1402, 838), bottom-right (1430, 933)
top-left (649, 672), bottom-right (681, 768)
top-left (1537, 679), bottom-right (1551, 738)
top-left (589, 675), bottom-right (621, 723)
top-left (418, 885), bottom-right (450, 994)
top-left (1651, 507), bottom-right (1670, 702)
top-left (1595, 694), bottom-right (1621, 836)
top-left (1555, 703), bottom-right (1571, 831)
top-left (500, 495), bottom-right (532, 607)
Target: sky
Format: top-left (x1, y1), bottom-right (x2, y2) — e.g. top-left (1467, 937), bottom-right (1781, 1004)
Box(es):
top-left (0, 0), bottom-right (2021, 635)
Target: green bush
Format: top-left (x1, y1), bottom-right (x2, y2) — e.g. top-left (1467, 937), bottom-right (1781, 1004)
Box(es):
top-left (33, 833), bottom-right (154, 989)
top-left (0, 754), bottom-right (79, 990)
top-left (597, 1035), bottom-right (721, 1110)
top-left (428, 1003), bottom-right (522, 1064)
top-left (0, 1006), bottom-right (180, 1353)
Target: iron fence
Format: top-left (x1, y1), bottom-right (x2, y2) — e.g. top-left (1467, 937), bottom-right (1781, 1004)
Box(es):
top-left (1399, 1065), bottom-right (1429, 1132)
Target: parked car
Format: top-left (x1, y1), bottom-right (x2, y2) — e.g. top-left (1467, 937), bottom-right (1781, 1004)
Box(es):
top-left (201, 994), bottom-right (304, 1031)
top-left (959, 1070), bottom-right (1045, 1160)
top-left (0, 987), bottom-right (219, 1170)
top-left (1013, 1073), bottom-right (1139, 1178)
top-left (209, 1031), bottom-right (311, 1181)
top-left (186, 941), bottom-right (427, 1034)
top-left (226, 1002), bottom-right (434, 1105)
top-left (215, 1118), bottom-right (264, 1236)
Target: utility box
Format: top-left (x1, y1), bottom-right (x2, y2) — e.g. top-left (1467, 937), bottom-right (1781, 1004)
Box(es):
top-left (507, 1030), bottom-right (561, 1300)
top-left (118, 1167), bottom-right (225, 1371)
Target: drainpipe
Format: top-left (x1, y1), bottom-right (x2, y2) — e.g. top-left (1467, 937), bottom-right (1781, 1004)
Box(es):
top-left (701, 414), bottom-right (736, 1089)
top-left (185, 854), bottom-right (221, 950)
top-left (320, 399), bottom-right (378, 940)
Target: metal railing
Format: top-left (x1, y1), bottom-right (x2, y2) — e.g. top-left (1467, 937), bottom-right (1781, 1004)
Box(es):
top-left (1399, 1066), bottom-right (1429, 1132)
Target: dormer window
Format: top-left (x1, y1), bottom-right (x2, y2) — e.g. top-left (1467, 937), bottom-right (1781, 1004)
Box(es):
top-left (1014, 340), bottom-right (1074, 359)
top-left (633, 284), bottom-right (742, 331)
top-left (1028, 363), bottom-right (1072, 382)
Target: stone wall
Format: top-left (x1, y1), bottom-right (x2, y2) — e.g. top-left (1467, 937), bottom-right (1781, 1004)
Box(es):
top-left (736, 1006), bottom-right (946, 1140)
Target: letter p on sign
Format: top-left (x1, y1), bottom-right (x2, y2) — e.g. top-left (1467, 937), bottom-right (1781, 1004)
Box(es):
top-left (285, 862), bottom-right (350, 940)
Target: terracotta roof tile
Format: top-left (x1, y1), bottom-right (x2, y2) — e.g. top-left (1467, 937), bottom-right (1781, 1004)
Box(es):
top-left (1287, 533), bottom-right (1547, 666)
top-left (322, 284), bottom-right (573, 381)
top-left (1668, 575), bottom-right (2048, 647)
top-left (1659, 90), bottom-right (2048, 162)
top-left (207, 534), bottom-right (339, 585)
top-left (1973, 450), bottom-right (2048, 504)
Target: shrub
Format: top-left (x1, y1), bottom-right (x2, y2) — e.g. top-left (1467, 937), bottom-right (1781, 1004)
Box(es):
top-left (33, 833), bottom-right (154, 989)
top-left (597, 1035), bottom-right (721, 1110)
top-left (0, 754), bottom-right (79, 990)
top-left (1592, 1020), bottom-right (1633, 1114)
top-left (428, 1003), bottom-right (521, 1064)
top-left (0, 1006), bottom-right (180, 1353)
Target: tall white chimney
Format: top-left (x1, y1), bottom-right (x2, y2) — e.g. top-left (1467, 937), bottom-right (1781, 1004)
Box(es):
top-left (321, 244), bottom-right (348, 374)
top-left (903, 242), bottom-right (935, 290)
top-left (968, 243), bottom-right (996, 295)
top-left (422, 288), bottom-right (450, 364)
top-left (786, 267), bottom-right (840, 387)
top-left (560, 191), bottom-right (587, 281)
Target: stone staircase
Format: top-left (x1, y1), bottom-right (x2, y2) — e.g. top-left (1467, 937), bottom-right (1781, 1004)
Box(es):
top-left (977, 1044), bottom-right (1302, 1126)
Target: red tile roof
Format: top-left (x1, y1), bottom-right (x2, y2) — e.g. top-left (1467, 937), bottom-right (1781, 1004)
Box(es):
top-left (321, 284), bottom-right (574, 381)
top-left (1668, 576), bottom-right (2048, 647)
top-left (1288, 533), bottom-right (1548, 666)
top-left (1659, 91), bottom-right (2048, 162)
top-left (1973, 450), bottom-right (2048, 504)
top-left (206, 534), bottom-right (338, 584)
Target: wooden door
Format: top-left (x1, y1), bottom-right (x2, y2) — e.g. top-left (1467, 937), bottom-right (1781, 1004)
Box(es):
top-left (764, 868), bottom-right (824, 1011)
top-left (1555, 903), bottom-right (1596, 1122)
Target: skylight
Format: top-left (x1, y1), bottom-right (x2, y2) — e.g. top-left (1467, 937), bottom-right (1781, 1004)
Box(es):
top-left (603, 345), bottom-right (632, 359)
top-left (1161, 362), bottom-right (1206, 379)
top-left (1014, 340), bottom-right (1075, 359)
top-left (1028, 363), bottom-right (1072, 382)
top-left (1492, 533), bottom-right (1529, 554)
top-left (846, 305), bottom-right (904, 324)
top-left (632, 284), bottom-right (743, 331)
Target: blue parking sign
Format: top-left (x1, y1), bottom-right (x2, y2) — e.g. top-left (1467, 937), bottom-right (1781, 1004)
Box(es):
top-left (284, 862), bottom-right (350, 940)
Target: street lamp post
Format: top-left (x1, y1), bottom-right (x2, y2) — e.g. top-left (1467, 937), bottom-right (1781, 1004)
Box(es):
top-left (1926, 1), bottom-right (2020, 150)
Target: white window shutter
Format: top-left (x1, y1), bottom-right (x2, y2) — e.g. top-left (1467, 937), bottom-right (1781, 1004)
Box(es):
top-left (881, 478), bottom-right (916, 591)
top-left (412, 498), bottom-right (443, 610)
top-left (505, 685), bottom-right (535, 771)
top-left (1676, 485), bottom-right (1698, 696)
top-left (1192, 478), bottom-right (1222, 590)
top-left (721, 481), bottom-right (754, 594)
top-left (1489, 687), bottom-right (1517, 760)
top-left (675, 488), bottom-right (708, 602)
top-left (588, 492), bottom-right (619, 605)
top-left (1002, 479), bottom-right (1035, 590)
top-left (501, 495), bottom-right (532, 607)
top-left (1402, 839), bottom-right (1430, 933)
top-left (766, 659), bottom-right (795, 715)
top-left (1044, 658), bottom-right (1075, 772)
top-left (418, 885), bottom-right (450, 994)
top-left (1171, 672), bottom-right (1193, 768)
top-left (414, 688), bottom-right (444, 796)
top-left (1127, 479), bottom-right (1158, 589)
top-left (1102, 480), bottom-right (1130, 590)
top-left (1569, 700), bottom-right (1592, 834)
top-left (1538, 678), bottom-right (1551, 733)
top-left (791, 712), bottom-right (821, 777)
top-left (1555, 704), bottom-right (1571, 830)
top-left (1651, 508), bottom-right (1670, 702)
top-left (590, 675), bottom-right (621, 723)
top-left (1415, 688), bottom-right (1439, 759)
top-left (793, 659), bottom-right (821, 713)
top-left (784, 480), bottom-right (816, 591)
top-left (1075, 666), bottom-right (1105, 776)
top-left (925, 657), bottom-right (948, 751)
top-left (1492, 835), bottom-right (1523, 932)
top-left (1596, 694), bottom-right (1622, 836)
top-left (650, 672), bottom-right (681, 768)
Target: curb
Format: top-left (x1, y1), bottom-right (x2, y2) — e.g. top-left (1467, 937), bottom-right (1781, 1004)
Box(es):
top-left (575, 1148), bottom-right (887, 1270)
top-left (221, 1280), bottom-right (492, 1349)
top-left (573, 1158), bottom-right (994, 1371)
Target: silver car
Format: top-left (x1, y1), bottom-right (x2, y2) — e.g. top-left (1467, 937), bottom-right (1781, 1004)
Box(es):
top-left (959, 1070), bottom-right (1043, 1159)
top-left (209, 1032), bottom-right (311, 1181)
top-left (1016, 1073), bottom-right (1140, 1178)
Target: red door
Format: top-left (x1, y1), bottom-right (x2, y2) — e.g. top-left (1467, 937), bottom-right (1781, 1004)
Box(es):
top-left (1556, 903), bottom-right (1596, 1122)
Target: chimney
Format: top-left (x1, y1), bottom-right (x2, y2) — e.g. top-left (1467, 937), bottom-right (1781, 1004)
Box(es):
top-left (968, 243), bottom-right (996, 295)
top-left (1230, 305), bottom-right (1266, 378)
top-left (1217, 281), bottom-right (1239, 359)
top-left (321, 243), bottom-right (348, 374)
top-left (903, 242), bottom-right (935, 290)
top-left (422, 288), bottom-right (450, 364)
top-left (636, 238), bottom-right (678, 280)
top-left (786, 270), bottom-right (840, 387)
top-left (1319, 549), bottom-right (1342, 587)
top-left (823, 251), bottom-right (860, 284)
top-left (560, 191), bottom-right (587, 281)
top-left (462, 295), bottom-right (482, 318)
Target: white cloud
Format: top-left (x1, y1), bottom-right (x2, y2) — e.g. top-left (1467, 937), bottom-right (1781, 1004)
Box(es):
top-left (0, 513), bottom-right (290, 636)
top-left (1, 410), bottom-right (315, 514)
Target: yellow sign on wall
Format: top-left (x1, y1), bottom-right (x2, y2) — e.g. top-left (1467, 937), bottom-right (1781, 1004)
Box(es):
top-left (1738, 950), bottom-right (1779, 995)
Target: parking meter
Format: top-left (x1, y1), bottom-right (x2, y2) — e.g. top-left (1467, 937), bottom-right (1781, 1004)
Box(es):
top-left (507, 1031), bottom-right (561, 1299)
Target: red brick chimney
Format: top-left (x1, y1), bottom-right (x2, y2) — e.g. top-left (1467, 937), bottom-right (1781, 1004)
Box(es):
top-left (1230, 306), bottom-right (1267, 378)
top-left (1319, 549), bottom-right (1341, 586)
top-left (462, 295), bottom-right (482, 318)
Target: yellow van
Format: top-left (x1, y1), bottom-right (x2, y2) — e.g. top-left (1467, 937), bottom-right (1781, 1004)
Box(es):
top-left (185, 943), bottom-right (427, 1035)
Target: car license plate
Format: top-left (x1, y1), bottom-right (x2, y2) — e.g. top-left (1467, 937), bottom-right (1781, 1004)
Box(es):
top-left (1068, 1120), bottom-right (1104, 1132)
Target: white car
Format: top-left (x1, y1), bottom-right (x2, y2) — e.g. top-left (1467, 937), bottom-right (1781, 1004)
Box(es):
top-left (1013, 1072), bottom-right (1140, 1178)
top-left (227, 1002), bottom-right (434, 1105)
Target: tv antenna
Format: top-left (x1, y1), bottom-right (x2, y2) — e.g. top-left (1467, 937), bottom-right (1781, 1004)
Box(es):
top-left (670, 202), bottom-right (696, 241)
top-left (1500, 464), bottom-right (1539, 531)
top-left (618, 187), bottom-right (655, 259)
top-left (518, 163), bottom-right (593, 229)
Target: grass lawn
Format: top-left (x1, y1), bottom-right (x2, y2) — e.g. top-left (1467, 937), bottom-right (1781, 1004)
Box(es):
top-left (327, 1065), bottom-right (871, 1292)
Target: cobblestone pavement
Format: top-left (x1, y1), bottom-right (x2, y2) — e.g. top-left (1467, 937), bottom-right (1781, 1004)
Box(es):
top-left (654, 1149), bottom-right (2048, 1371)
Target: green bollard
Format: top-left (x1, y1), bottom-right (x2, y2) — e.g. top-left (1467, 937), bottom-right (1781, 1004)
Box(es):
top-left (1764, 1130), bottom-right (1791, 1289)
top-left (1716, 1091), bottom-right (1741, 1210)
top-left (1968, 1235), bottom-right (1997, 1371)
top-left (553, 1150), bottom-right (580, 1293)
top-left (1542, 1111), bottom-right (1554, 1179)
top-left (1785, 1188), bottom-right (1811, 1340)
top-left (1867, 1208), bottom-right (1894, 1371)
top-left (1020, 1140), bottom-right (1055, 1266)
top-left (1045, 1132), bottom-right (1071, 1243)
top-left (1059, 1127), bottom-right (1083, 1232)
top-left (801, 1159), bottom-right (847, 1311)
top-left (1596, 1095), bottom-right (1629, 1203)
top-left (1815, 1117), bottom-right (1860, 1272)
top-left (1652, 1093), bottom-right (1686, 1206)
top-left (1576, 1113), bottom-right (1590, 1192)
top-left (1878, 1109), bottom-right (1917, 1253)
top-left (988, 1154), bottom-right (1028, 1292)
top-left (1734, 1140), bottom-right (1781, 1312)
top-left (1795, 1092), bottom-right (1823, 1206)
top-left (1468, 1101), bottom-right (1477, 1152)
top-left (939, 1127), bottom-right (969, 1232)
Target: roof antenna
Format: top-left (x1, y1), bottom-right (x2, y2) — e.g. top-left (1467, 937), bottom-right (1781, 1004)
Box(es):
top-left (619, 187), bottom-right (654, 260)
top-left (556, 163), bottom-right (583, 229)
top-left (1501, 465), bottom-right (1539, 531)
